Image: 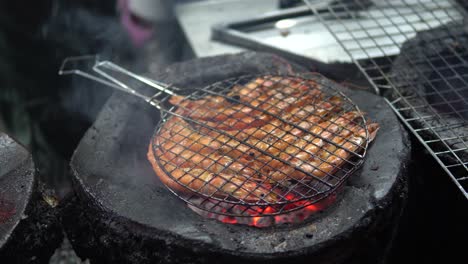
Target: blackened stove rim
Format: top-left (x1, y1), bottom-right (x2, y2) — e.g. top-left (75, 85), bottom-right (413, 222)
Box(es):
top-left (0, 132), bottom-right (36, 248)
top-left (70, 170), bottom-right (407, 260)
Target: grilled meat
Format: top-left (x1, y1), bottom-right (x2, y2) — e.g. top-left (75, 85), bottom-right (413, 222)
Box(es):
top-left (147, 76), bottom-right (379, 203)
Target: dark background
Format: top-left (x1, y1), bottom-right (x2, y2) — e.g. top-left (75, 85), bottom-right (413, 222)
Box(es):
top-left (0, 0), bottom-right (186, 197)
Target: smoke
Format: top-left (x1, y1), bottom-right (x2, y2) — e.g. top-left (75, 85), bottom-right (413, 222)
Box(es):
top-left (0, 1), bottom-right (139, 195)
top-left (0, 0), bottom-right (185, 195)
top-left (42, 3), bottom-right (137, 123)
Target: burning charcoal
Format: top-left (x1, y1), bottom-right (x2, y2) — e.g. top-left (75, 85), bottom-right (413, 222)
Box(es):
top-left (0, 132), bottom-right (63, 263)
top-left (63, 52), bottom-right (410, 264)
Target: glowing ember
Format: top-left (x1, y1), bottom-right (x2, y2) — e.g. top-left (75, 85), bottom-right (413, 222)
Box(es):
top-left (187, 191), bottom-right (339, 228)
top-left (0, 198), bottom-right (16, 224)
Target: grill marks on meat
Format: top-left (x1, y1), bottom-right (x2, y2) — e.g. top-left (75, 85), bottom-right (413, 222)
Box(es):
top-left (148, 76), bottom-right (380, 203)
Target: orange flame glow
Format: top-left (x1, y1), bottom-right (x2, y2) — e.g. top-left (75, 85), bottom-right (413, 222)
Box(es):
top-left (213, 191), bottom-right (338, 228)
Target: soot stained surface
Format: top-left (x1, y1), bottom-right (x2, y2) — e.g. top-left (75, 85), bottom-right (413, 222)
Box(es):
top-left (0, 132), bottom-right (34, 248)
top-left (0, 132), bottom-right (63, 263)
top-left (69, 52), bottom-right (409, 262)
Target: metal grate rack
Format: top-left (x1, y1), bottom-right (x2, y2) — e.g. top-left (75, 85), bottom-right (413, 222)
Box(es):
top-left (59, 57), bottom-right (376, 217)
top-left (151, 74), bottom-right (373, 217)
top-left (304, 0), bottom-right (468, 198)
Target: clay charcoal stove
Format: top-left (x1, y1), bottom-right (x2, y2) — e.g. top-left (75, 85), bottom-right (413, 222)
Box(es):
top-left (0, 132), bottom-right (62, 263)
top-left (62, 52), bottom-right (410, 264)
top-left (390, 22), bottom-right (468, 178)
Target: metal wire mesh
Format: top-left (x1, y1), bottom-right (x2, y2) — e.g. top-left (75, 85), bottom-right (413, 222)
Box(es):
top-left (58, 57), bottom-right (377, 218)
top-left (150, 74), bottom-right (375, 217)
top-left (305, 0), bottom-right (468, 198)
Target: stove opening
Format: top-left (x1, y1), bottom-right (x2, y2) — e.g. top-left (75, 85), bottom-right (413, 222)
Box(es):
top-left (187, 190), bottom-right (339, 228)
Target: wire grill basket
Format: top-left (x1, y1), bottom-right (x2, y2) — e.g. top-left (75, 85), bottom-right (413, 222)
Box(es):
top-left (59, 56), bottom-right (377, 217)
top-left (304, 0), bottom-right (468, 198)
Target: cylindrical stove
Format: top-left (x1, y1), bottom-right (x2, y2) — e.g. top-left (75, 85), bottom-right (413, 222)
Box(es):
top-left (62, 52), bottom-right (410, 264)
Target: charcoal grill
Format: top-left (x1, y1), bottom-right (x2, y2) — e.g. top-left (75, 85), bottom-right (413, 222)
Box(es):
top-left (60, 53), bottom-right (378, 224)
top-left (62, 52), bottom-right (410, 263)
top-left (305, 0), bottom-right (468, 198)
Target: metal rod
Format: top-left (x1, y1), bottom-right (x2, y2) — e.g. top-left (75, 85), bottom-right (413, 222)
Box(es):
top-left (58, 55), bottom-right (179, 109)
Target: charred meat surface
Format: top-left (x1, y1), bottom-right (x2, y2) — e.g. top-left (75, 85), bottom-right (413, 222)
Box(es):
top-left (148, 75), bottom-right (379, 206)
